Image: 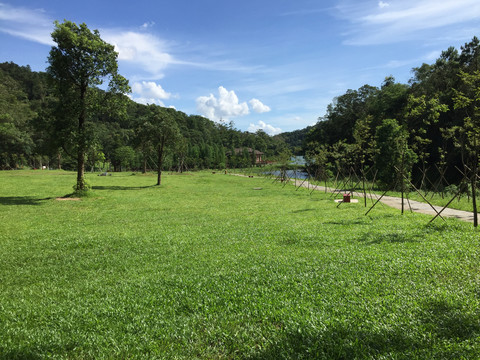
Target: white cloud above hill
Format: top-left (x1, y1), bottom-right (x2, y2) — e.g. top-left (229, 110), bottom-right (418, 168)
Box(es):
top-left (249, 98), bottom-right (271, 113)
top-left (248, 121), bottom-right (282, 136)
top-left (102, 31), bottom-right (175, 79)
top-left (196, 86), bottom-right (250, 121)
top-left (130, 81), bottom-right (172, 106)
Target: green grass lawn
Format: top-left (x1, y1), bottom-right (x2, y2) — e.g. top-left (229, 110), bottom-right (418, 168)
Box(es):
top-left (0, 170), bottom-right (479, 359)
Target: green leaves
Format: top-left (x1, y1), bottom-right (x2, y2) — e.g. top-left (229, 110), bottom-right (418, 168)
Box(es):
top-left (47, 20), bottom-right (130, 190)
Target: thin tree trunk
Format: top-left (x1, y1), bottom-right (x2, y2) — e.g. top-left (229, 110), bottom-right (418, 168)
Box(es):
top-left (77, 149), bottom-right (86, 190)
top-left (401, 149), bottom-right (405, 215)
top-left (157, 138), bottom-right (165, 186)
top-left (76, 85), bottom-right (87, 191)
top-left (471, 174), bottom-right (477, 227)
top-left (473, 135), bottom-right (478, 227)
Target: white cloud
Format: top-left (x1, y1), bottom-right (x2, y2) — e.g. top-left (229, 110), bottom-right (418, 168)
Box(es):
top-left (129, 96), bottom-right (165, 107)
top-left (130, 81), bottom-right (171, 106)
top-left (132, 81), bottom-right (171, 99)
top-left (141, 21), bottom-right (155, 29)
top-left (0, 3), bottom-right (53, 45)
top-left (248, 121), bottom-right (282, 136)
top-left (196, 86), bottom-right (249, 121)
top-left (102, 30), bottom-right (175, 78)
top-left (249, 98), bottom-right (271, 113)
top-left (340, 0), bottom-right (480, 45)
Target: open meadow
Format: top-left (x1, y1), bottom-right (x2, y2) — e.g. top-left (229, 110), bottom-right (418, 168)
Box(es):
top-left (0, 170), bottom-right (479, 359)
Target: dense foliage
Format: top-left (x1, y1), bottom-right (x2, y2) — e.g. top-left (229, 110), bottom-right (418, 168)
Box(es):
top-left (0, 66), bottom-right (287, 172)
top-left (303, 37), bottom-right (480, 191)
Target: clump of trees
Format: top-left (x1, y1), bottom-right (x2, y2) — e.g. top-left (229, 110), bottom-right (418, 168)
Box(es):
top-left (300, 36), bottom-right (480, 225)
top-left (0, 22), bottom-right (288, 184)
top-left (303, 37), bottom-right (480, 189)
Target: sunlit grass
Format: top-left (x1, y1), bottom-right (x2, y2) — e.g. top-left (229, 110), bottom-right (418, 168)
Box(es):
top-left (0, 170), bottom-right (479, 359)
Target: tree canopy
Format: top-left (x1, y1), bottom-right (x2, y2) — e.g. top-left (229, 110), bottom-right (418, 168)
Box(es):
top-left (47, 20), bottom-right (130, 191)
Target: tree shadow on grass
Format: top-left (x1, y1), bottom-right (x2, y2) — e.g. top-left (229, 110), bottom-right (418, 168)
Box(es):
top-left (356, 231), bottom-right (422, 245)
top-left (247, 300), bottom-right (480, 360)
top-left (323, 219), bottom-right (371, 226)
top-left (0, 196), bottom-right (52, 206)
top-left (292, 208), bottom-right (316, 213)
top-left (91, 185), bottom-right (155, 191)
top-left (420, 299), bottom-right (480, 341)
top-left (0, 348), bottom-right (43, 360)
top-left (0, 341), bottom-right (80, 360)
top-left (247, 323), bottom-right (414, 360)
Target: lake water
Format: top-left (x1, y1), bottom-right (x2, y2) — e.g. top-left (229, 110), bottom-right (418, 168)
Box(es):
top-left (265, 169), bottom-right (309, 179)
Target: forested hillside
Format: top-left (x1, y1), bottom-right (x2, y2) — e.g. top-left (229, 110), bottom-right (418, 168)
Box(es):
top-left (0, 62), bottom-right (287, 171)
top-left (3, 34), bottom-right (480, 191)
top-left (303, 36), bottom-right (480, 188)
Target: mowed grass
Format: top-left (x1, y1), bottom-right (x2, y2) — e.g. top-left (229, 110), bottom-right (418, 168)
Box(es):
top-left (0, 170), bottom-right (479, 359)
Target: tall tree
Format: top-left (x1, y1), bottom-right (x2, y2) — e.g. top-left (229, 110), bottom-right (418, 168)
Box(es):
top-left (143, 106), bottom-right (181, 186)
top-left (47, 20), bottom-right (130, 191)
top-left (453, 70), bottom-right (480, 226)
top-left (374, 118), bottom-right (416, 188)
top-left (405, 94), bottom-right (448, 188)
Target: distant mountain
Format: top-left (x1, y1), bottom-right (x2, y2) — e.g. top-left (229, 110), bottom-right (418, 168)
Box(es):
top-left (274, 126), bottom-right (313, 155)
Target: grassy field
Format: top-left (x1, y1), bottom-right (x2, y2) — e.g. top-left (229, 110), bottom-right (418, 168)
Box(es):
top-left (0, 170), bottom-right (479, 359)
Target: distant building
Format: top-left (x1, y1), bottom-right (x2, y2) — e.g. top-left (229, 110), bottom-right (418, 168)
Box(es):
top-left (226, 147), bottom-right (265, 164)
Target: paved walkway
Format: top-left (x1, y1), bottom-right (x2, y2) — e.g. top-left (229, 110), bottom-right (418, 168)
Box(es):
top-left (229, 173), bottom-right (476, 223)
top-left (291, 178), bottom-right (477, 224)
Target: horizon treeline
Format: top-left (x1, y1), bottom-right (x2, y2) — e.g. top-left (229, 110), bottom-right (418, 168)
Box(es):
top-left (301, 36), bottom-right (480, 188)
top-left (0, 61), bottom-right (288, 172)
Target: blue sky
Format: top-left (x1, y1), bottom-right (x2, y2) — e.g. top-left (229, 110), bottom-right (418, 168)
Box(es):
top-left (1, 1), bottom-right (480, 134)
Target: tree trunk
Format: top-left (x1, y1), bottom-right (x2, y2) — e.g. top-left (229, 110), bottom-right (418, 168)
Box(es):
top-left (57, 151), bottom-right (62, 170)
top-left (143, 153), bottom-right (147, 174)
top-left (76, 84), bottom-right (87, 191)
top-left (76, 149), bottom-right (86, 191)
top-left (472, 136), bottom-right (478, 227)
top-left (157, 138), bottom-right (165, 186)
top-left (472, 174), bottom-right (478, 227)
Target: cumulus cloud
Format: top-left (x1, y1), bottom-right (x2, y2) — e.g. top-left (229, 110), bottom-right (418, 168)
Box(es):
top-left (340, 0), bottom-right (480, 45)
top-left (132, 81), bottom-right (171, 100)
top-left (249, 98), bottom-right (271, 113)
top-left (130, 81), bottom-right (172, 106)
top-left (248, 121), bottom-right (282, 136)
top-left (0, 3), bottom-right (53, 45)
top-left (196, 86), bottom-right (249, 121)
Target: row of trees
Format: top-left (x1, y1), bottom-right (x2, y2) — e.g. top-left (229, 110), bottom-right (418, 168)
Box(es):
top-left (0, 21), bottom-right (288, 189)
top-left (303, 37), bottom-right (480, 192)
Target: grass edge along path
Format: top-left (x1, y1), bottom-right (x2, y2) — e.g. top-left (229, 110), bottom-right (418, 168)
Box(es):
top-left (283, 176), bottom-right (476, 224)
top-left (231, 172), bottom-right (476, 223)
